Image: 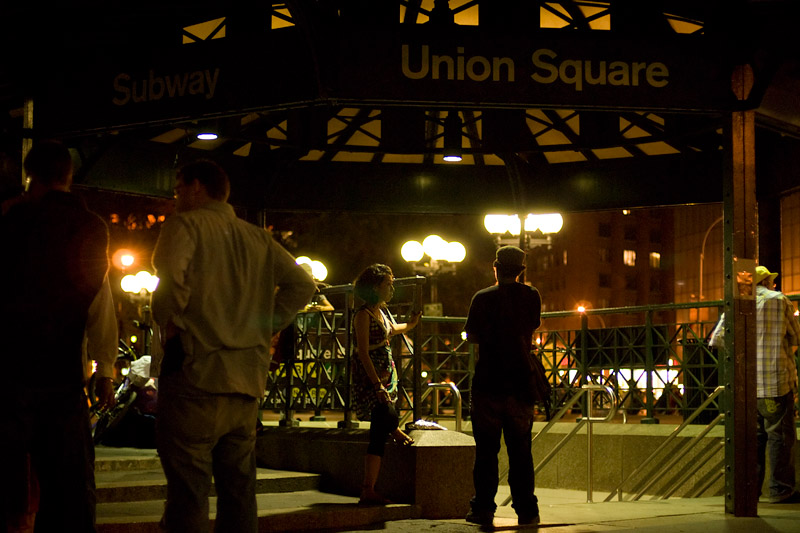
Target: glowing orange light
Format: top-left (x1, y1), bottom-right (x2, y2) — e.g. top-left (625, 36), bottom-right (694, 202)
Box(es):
top-left (112, 248), bottom-right (137, 270)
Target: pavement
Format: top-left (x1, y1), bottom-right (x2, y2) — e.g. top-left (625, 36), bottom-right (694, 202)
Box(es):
top-left (326, 486), bottom-right (800, 533)
top-left (95, 443), bottom-right (800, 533)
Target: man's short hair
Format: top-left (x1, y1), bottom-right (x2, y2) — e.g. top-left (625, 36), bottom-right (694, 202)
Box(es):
top-left (495, 263), bottom-right (525, 279)
top-left (493, 245), bottom-right (526, 279)
top-left (23, 140), bottom-right (73, 186)
top-left (178, 159), bottom-right (231, 201)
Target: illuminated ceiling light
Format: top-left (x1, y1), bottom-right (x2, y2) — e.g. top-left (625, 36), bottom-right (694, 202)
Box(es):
top-left (196, 121), bottom-right (219, 140)
top-left (196, 130), bottom-right (218, 141)
top-left (443, 112), bottom-right (462, 162)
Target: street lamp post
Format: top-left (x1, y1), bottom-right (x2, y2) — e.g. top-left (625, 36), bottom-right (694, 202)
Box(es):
top-left (121, 270), bottom-right (160, 354)
top-left (698, 216), bottom-right (723, 322)
top-left (484, 213), bottom-right (563, 282)
top-left (577, 304), bottom-right (606, 328)
top-left (295, 256), bottom-right (328, 284)
top-left (401, 234), bottom-right (465, 316)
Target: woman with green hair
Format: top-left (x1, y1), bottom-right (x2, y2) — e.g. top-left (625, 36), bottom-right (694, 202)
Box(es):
top-left (352, 263), bottom-right (421, 504)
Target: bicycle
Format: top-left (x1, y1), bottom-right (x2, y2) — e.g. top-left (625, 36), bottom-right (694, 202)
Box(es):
top-left (89, 339), bottom-right (156, 446)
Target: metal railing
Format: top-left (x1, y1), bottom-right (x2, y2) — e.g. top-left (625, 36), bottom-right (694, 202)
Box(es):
top-left (499, 383), bottom-right (618, 505)
top-left (604, 386), bottom-right (726, 502)
top-left (262, 289), bottom-right (799, 429)
top-left (426, 382), bottom-right (462, 433)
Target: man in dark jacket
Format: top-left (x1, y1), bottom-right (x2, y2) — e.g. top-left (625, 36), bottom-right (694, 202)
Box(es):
top-left (464, 245), bottom-right (542, 527)
top-left (0, 140), bottom-right (117, 532)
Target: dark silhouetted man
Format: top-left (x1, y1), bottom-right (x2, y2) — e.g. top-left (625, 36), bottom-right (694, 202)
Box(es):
top-left (464, 245), bottom-right (542, 527)
top-left (1, 140), bottom-right (117, 531)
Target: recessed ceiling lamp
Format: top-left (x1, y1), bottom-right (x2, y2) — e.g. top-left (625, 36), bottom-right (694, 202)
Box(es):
top-left (443, 111), bottom-right (462, 162)
top-left (195, 122), bottom-right (219, 140)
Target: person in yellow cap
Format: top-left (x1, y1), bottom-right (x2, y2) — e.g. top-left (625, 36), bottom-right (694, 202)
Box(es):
top-left (710, 264), bottom-right (800, 503)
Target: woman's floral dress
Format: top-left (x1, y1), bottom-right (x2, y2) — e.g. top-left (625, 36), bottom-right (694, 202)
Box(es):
top-left (352, 305), bottom-right (398, 421)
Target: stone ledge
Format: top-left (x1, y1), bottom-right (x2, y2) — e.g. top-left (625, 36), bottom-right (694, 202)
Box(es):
top-left (256, 427), bottom-right (474, 518)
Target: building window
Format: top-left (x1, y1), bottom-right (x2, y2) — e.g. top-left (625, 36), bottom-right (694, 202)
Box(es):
top-left (598, 222), bottom-right (611, 237)
top-left (599, 247), bottom-right (610, 263)
top-left (650, 229), bottom-right (661, 244)
top-left (649, 252), bottom-right (661, 269)
top-left (563, 250), bottom-right (568, 266)
top-left (623, 250), bottom-right (636, 266)
top-left (625, 274), bottom-right (637, 290)
top-left (598, 297), bottom-right (610, 309)
top-left (650, 276), bottom-right (662, 293)
top-left (624, 226), bottom-right (637, 240)
top-left (599, 273), bottom-right (611, 288)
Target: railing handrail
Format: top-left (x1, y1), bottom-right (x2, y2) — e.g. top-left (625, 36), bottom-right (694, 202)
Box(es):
top-left (500, 383), bottom-right (618, 506)
top-left (604, 385), bottom-right (726, 502)
top-left (425, 382), bottom-right (462, 433)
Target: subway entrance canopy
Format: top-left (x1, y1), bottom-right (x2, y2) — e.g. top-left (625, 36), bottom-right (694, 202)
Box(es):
top-left (2, 1), bottom-right (800, 214)
top-left (2, 0), bottom-right (800, 518)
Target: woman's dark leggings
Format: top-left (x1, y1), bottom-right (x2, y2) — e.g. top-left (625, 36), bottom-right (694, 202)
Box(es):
top-left (367, 402), bottom-right (399, 456)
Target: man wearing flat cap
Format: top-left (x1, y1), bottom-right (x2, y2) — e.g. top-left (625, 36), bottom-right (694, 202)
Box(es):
top-left (463, 245), bottom-right (542, 526)
top-left (711, 265), bottom-right (800, 503)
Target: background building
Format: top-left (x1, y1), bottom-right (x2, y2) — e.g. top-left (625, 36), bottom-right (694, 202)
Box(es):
top-left (527, 208), bottom-right (674, 329)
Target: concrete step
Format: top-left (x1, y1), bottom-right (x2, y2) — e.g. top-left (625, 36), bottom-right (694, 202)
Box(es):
top-left (96, 467), bottom-right (321, 503)
top-left (93, 447), bottom-right (422, 532)
top-left (96, 490), bottom-right (422, 533)
top-left (95, 447), bottom-right (161, 473)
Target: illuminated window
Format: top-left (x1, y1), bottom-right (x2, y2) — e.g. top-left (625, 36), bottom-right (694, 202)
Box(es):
top-left (540, 2), bottom-right (611, 30)
top-left (182, 18), bottom-right (226, 44)
top-left (563, 250), bottom-right (568, 266)
top-left (400, 0), bottom-right (478, 25)
top-left (599, 247), bottom-right (610, 263)
top-left (650, 252), bottom-right (661, 269)
top-left (623, 250), bottom-right (636, 266)
top-left (665, 13), bottom-right (704, 34)
top-left (272, 5), bottom-right (295, 29)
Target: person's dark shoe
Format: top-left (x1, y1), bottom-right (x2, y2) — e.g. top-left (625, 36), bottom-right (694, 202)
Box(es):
top-left (465, 509), bottom-right (494, 526)
top-left (517, 513), bottom-right (540, 525)
top-left (771, 491), bottom-right (800, 504)
top-left (358, 489), bottom-right (393, 505)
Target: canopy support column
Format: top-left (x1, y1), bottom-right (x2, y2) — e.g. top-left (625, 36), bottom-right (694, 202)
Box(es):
top-left (723, 64), bottom-right (759, 517)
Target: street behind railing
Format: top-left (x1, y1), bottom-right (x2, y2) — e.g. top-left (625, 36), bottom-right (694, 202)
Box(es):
top-left (262, 277), bottom-right (800, 428)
